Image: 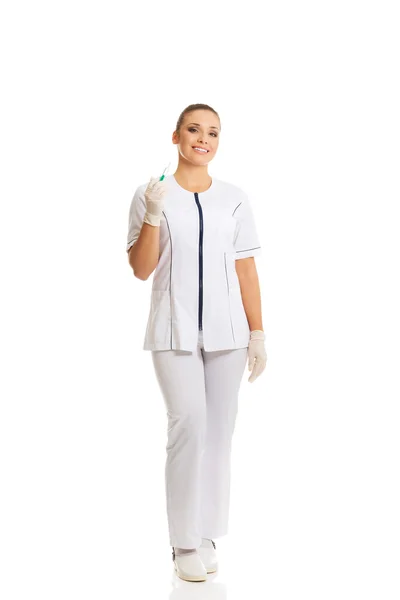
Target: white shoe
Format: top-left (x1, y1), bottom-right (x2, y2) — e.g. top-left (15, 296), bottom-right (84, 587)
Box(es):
top-left (172, 548), bottom-right (207, 582)
top-left (197, 539), bottom-right (218, 573)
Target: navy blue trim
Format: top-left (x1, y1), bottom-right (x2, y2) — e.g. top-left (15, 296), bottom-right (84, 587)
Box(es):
top-left (232, 202), bottom-right (242, 216)
top-left (162, 210), bottom-right (173, 349)
top-left (236, 246), bottom-right (261, 253)
top-left (194, 193), bottom-right (204, 331)
top-left (224, 252), bottom-right (235, 344)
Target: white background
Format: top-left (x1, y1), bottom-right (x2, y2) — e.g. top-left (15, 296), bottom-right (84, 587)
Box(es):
top-left (1, 1), bottom-right (399, 598)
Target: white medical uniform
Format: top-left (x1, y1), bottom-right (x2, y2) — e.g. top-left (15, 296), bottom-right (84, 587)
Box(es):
top-left (126, 174), bottom-right (262, 352)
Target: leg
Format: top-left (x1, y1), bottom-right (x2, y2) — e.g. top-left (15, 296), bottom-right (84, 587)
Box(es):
top-left (151, 342), bottom-right (206, 549)
top-left (200, 345), bottom-right (248, 539)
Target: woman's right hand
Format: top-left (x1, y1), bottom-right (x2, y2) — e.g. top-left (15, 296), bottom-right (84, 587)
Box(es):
top-left (143, 176), bottom-right (167, 227)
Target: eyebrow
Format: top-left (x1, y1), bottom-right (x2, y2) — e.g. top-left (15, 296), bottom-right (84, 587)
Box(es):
top-left (187, 122), bottom-right (220, 131)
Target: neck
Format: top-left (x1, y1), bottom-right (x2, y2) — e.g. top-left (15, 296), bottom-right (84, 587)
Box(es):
top-left (174, 162), bottom-right (211, 190)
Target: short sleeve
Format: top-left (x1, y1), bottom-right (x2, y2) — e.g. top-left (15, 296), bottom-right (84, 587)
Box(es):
top-left (126, 186), bottom-right (147, 253)
top-left (233, 194), bottom-right (262, 259)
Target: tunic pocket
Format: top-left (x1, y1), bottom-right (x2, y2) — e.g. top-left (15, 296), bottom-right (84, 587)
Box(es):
top-left (229, 287), bottom-right (251, 344)
top-left (224, 252), bottom-right (250, 346)
top-left (145, 289), bottom-right (171, 345)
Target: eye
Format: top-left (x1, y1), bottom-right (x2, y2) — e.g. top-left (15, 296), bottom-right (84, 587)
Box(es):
top-left (188, 127), bottom-right (218, 138)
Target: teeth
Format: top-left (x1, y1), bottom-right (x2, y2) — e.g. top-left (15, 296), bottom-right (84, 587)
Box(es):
top-left (193, 147), bottom-right (207, 153)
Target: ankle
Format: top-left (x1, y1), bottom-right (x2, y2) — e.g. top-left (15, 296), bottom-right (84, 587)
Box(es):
top-left (174, 547), bottom-right (197, 556)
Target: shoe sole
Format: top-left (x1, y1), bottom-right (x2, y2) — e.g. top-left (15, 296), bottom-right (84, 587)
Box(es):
top-left (174, 562), bottom-right (207, 582)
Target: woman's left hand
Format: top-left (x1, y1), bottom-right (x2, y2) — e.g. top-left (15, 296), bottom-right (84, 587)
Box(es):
top-left (248, 330), bottom-right (267, 383)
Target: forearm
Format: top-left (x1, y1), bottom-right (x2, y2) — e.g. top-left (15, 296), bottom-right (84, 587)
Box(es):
top-left (237, 269), bottom-right (263, 332)
top-left (128, 222), bottom-right (160, 280)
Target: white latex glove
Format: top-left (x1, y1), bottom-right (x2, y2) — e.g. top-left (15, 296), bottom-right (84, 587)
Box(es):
top-left (143, 176), bottom-right (168, 227)
top-left (248, 330), bottom-right (267, 383)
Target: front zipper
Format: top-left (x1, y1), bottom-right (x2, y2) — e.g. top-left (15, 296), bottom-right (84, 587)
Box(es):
top-left (194, 192), bottom-right (204, 331)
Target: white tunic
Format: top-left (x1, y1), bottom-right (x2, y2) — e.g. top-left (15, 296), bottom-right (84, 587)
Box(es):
top-left (126, 174), bottom-right (262, 352)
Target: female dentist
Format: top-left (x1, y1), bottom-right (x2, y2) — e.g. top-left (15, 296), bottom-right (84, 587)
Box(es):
top-left (126, 103), bottom-right (267, 582)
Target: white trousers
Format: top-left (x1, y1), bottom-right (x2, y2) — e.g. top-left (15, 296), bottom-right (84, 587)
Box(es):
top-left (151, 329), bottom-right (248, 549)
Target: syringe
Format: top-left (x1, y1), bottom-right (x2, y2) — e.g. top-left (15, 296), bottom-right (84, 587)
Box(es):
top-left (159, 162), bottom-right (171, 181)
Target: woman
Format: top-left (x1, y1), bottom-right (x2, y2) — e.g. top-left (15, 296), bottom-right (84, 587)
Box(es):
top-left (126, 103), bottom-right (267, 582)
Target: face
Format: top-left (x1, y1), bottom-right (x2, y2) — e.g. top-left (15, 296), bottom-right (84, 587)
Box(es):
top-left (172, 110), bottom-right (221, 165)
